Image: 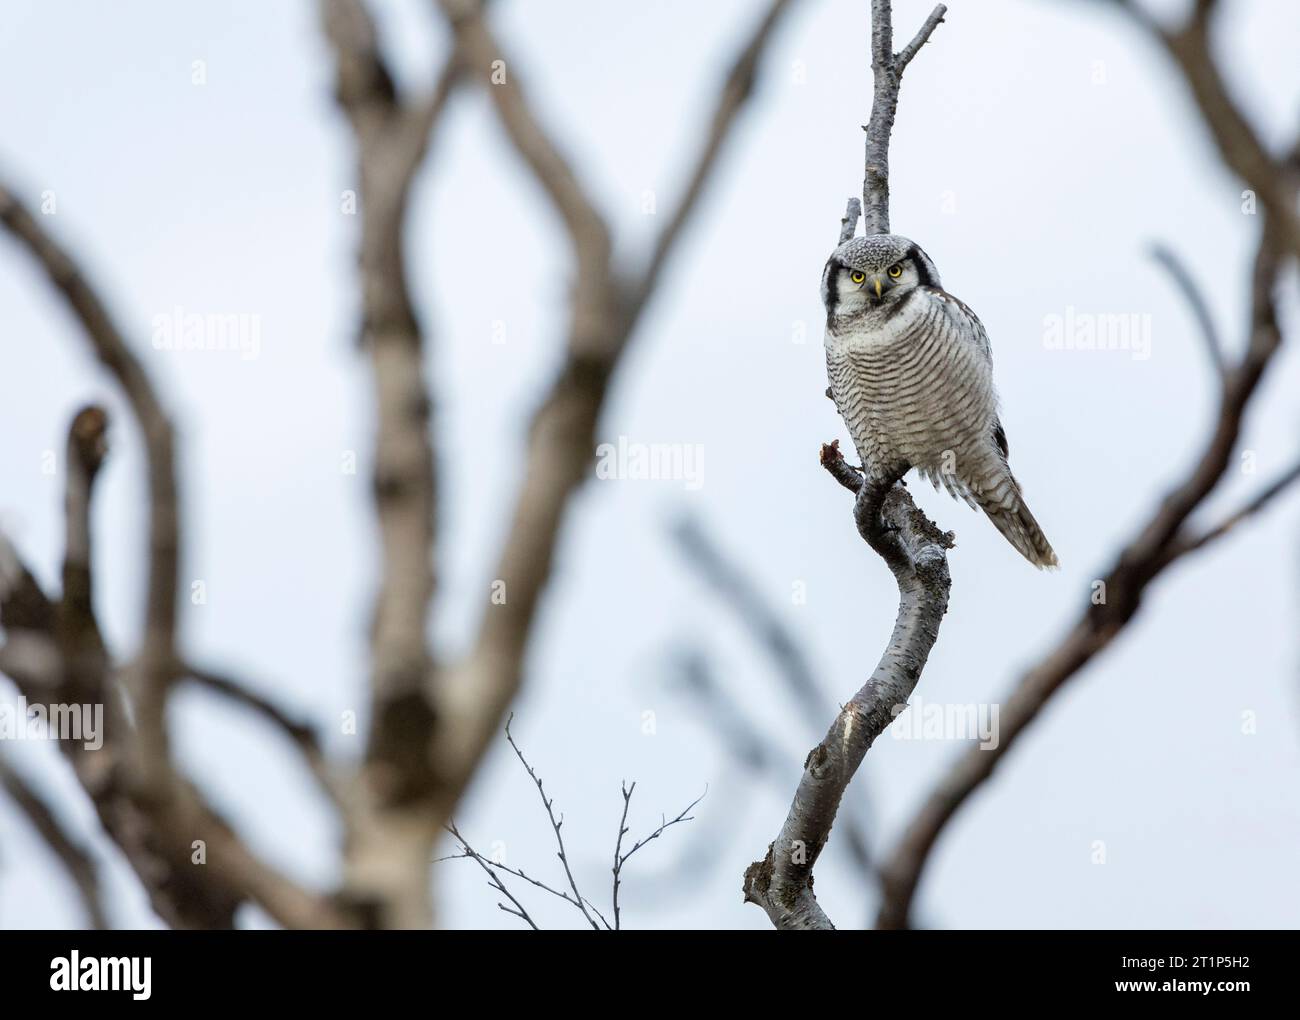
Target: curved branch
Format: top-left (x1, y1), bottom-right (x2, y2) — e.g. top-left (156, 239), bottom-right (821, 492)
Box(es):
top-left (0, 756), bottom-right (107, 929)
top-left (1117, 1), bottom-right (1300, 263)
top-left (745, 0), bottom-right (950, 930)
top-left (743, 445), bottom-right (952, 929)
top-left (0, 186), bottom-right (179, 774)
top-left (434, 0), bottom-right (798, 819)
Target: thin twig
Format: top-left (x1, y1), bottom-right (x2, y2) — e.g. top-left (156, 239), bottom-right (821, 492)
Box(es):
top-left (504, 714), bottom-right (599, 930)
top-left (1157, 454), bottom-right (1300, 567)
top-left (444, 823), bottom-right (587, 925)
top-left (182, 664), bottom-right (344, 808)
top-left (455, 840), bottom-right (538, 930)
top-left (1149, 243), bottom-right (1226, 376)
top-left (0, 756), bottom-right (108, 929)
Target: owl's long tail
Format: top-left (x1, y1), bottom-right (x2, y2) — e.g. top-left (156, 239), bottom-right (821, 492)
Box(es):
top-left (975, 473), bottom-right (1058, 569)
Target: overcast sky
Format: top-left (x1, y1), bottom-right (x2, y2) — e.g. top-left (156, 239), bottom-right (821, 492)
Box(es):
top-left (2, 0), bottom-right (1298, 929)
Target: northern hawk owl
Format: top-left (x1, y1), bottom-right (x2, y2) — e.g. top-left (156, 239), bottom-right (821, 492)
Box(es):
top-left (822, 233), bottom-right (1058, 568)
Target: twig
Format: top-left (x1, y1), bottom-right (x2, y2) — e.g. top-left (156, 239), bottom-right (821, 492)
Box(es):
top-left (611, 782), bottom-right (635, 930)
top-left (0, 756), bottom-right (108, 929)
top-left (611, 780), bottom-right (705, 931)
top-left (1149, 243), bottom-right (1225, 376)
top-left (617, 787), bottom-right (705, 872)
top-left (444, 725), bottom-right (700, 929)
top-left (444, 823), bottom-right (584, 925)
top-left (1155, 454), bottom-right (1300, 568)
top-left (453, 837), bottom-right (539, 930)
top-left (504, 715), bottom-right (599, 930)
top-left (182, 664), bottom-right (344, 808)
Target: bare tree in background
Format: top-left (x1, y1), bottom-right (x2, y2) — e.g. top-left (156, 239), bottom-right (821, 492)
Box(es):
top-left (1, 0), bottom-right (1297, 931)
top-left (0, 0), bottom-right (799, 928)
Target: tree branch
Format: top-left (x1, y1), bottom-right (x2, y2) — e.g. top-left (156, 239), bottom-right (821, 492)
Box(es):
top-left (182, 664), bottom-right (345, 809)
top-left (321, 0), bottom-right (463, 927)
top-left (744, 445), bottom-right (952, 929)
top-left (861, 2), bottom-right (946, 234)
top-left (1149, 243), bottom-right (1225, 377)
top-left (745, 0), bottom-right (950, 930)
top-left (1116, 0), bottom-right (1300, 262)
top-left (0, 755), bottom-right (108, 929)
top-left (434, 0), bottom-right (797, 830)
top-left (0, 186), bottom-right (179, 783)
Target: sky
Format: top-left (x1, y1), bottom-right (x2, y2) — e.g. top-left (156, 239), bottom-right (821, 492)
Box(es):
top-left (1, 0), bottom-right (1298, 930)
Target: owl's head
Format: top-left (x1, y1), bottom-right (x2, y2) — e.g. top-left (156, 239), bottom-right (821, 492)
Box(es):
top-left (820, 233), bottom-right (941, 318)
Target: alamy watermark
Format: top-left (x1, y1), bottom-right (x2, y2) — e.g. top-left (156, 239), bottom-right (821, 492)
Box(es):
top-left (1043, 306), bottom-right (1151, 361)
top-left (50, 951), bottom-right (150, 1000)
top-left (595, 437), bottom-right (704, 491)
top-left (151, 306), bottom-right (261, 360)
top-left (890, 696), bottom-right (1000, 750)
top-left (0, 695), bottom-right (102, 751)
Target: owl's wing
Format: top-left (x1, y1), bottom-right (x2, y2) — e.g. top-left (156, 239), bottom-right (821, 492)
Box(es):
top-left (928, 286), bottom-right (1006, 459)
top-left (928, 287), bottom-right (993, 367)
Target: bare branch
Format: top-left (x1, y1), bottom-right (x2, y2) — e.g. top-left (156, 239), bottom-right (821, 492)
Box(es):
top-left (839, 197), bottom-right (862, 243)
top-left (861, 2), bottom-right (947, 233)
top-left (447, 831), bottom-right (539, 930)
top-left (1156, 454), bottom-right (1300, 567)
top-left (435, 0), bottom-right (797, 824)
top-left (0, 756), bottom-right (107, 929)
top-left (1116, 0), bottom-right (1300, 261)
top-left (504, 715), bottom-right (599, 930)
top-left (182, 664), bottom-right (344, 808)
top-left (437, 0), bottom-right (611, 276)
top-left (745, 443), bottom-right (952, 929)
top-left (2, 411), bottom-right (346, 931)
top-left (667, 528), bottom-right (880, 887)
top-left (896, 4), bottom-right (948, 69)
top-left (1149, 243), bottom-right (1226, 376)
top-left (611, 782), bottom-right (635, 930)
top-left (0, 185), bottom-right (179, 777)
top-left (745, 0), bottom-right (951, 928)
top-left (444, 823), bottom-right (596, 921)
top-left (629, 0), bottom-right (800, 312)
top-left (321, 0), bottom-right (464, 926)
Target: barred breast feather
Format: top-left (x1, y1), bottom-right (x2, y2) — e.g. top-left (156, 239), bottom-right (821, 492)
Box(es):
top-left (825, 287), bottom-right (1058, 568)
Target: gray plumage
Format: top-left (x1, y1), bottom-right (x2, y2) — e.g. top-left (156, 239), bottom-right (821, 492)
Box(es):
top-left (822, 234), bottom-right (1057, 568)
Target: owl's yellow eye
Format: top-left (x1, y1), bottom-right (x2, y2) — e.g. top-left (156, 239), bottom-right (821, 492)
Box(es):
top-left (849, 270), bottom-right (866, 284)
top-left (888, 264), bottom-right (903, 279)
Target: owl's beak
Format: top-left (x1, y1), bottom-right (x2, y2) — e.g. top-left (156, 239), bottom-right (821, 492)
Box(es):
top-left (872, 277), bottom-right (883, 299)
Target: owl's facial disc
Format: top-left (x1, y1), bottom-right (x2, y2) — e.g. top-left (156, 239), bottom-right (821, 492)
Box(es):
top-left (851, 261), bottom-right (908, 305)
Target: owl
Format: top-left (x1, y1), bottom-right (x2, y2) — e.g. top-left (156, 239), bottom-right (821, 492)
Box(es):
top-left (821, 233), bottom-right (1057, 568)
